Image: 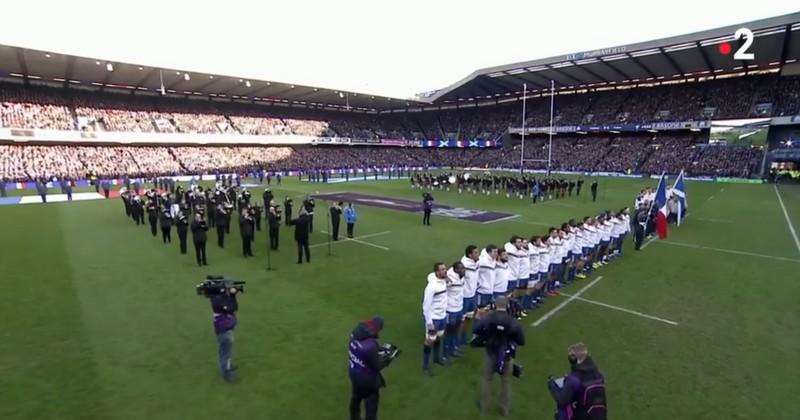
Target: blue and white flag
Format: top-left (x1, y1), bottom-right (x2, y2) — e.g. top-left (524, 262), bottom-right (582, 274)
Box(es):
top-left (672, 170), bottom-right (687, 225)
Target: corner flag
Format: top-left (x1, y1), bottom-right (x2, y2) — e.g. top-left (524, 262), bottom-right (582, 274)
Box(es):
top-left (672, 170), bottom-right (687, 225)
top-left (655, 173), bottom-right (669, 239)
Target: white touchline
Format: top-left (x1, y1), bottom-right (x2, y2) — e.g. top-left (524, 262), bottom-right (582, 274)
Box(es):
top-left (532, 276), bottom-right (604, 327)
top-left (774, 185), bottom-right (800, 257)
top-left (344, 237), bottom-right (390, 251)
top-left (482, 214), bottom-right (521, 224)
top-left (658, 240), bottom-right (800, 264)
top-left (696, 218), bottom-right (733, 223)
top-left (559, 293), bottom-right (678, 326)
top-left (641, 236), bottom-right (657, 249)
top-left (509, 219), bottom-right (551, 227)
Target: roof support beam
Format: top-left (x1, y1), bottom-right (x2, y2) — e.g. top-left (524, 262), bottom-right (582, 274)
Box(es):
top-left (658, 47), bottom-right (685, 77)
top-left (570, 61), bottom-right (613, 83)
top-left (15, 50), bottom-right (29, 86)
top-left (625, 53), bottom-right (657, 79)
top-left (63, 56), bottom-right (76, 88)
top-left (695, 41), bottom-right (714, 74)
top-left (503, 73), bottom-right (547, 91)
top-left (134, 68), bottom-right (156, 90)
top-left (779, 24), bottom-right (792, 66)
top-left (545, 65), bottom-right (583, 85)
top-left (598, 59), bottom-right (632, 81)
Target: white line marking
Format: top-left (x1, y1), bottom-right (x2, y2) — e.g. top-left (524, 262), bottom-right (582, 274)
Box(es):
top-left (510, 219), bottom-right (552, 227)
top-left (311, 230), bottom-right (391, 250)
top-left (559, 293), bottom-right (678, 326)
top-left (706, 196), bottom-right (714, 201)
top-left (658, 240), bottom-right (800, 264)
top-left (532, 276), bottom-right (604, 327)
top-left (641, 236), bottom-right (657, 249)
top-left (774, 185), bottom-right (800, 257)
top-left (697, 218), bottom-right (733, 223)
top-left (482, 214), bottom-right (521, 224)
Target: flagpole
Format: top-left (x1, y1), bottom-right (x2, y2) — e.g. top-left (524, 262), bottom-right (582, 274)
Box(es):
top-left (643, 172), bottom-right (666, 235)
top-left (519, 83), bottom-right (527, 176)
top-left (547, 80), bottom-right (555, 176)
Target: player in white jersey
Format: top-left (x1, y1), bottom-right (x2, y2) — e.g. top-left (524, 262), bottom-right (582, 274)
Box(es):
top-left (460, 245), bottom-right (480, 347)
top-left (444, 261), bottom-right (466, 359)
top-left (547, 228), bottom-right (563, 296)
top-left (618, 207), bottom-right (631, 256)
top-left (594, 214), bottom-right (613, 268)
top-left (607, 211), bottom-right (624, 259)
top-left (503, 236), bottom-right (523, 292)
top-left (517, 238), bottom-right (531, 313)
top-left (422, 262), bottom-right (449, 373)
top-left (525, 235), bottom-right (546, 311)
top-left (493, 249), bottom-right (510, 298)
top-left (477, 245), bottom-right (498, 310)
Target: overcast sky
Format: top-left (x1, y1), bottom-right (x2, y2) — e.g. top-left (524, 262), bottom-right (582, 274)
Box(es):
top-left (0, 1), bottom-right (796, 98)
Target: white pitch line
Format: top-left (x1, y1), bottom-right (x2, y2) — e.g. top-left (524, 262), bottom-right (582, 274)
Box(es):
top-left (640, 236), bottom-right (657, 249)
top-left (774, 185), bottom-right (800, 257)
top-left (312, 230), bottom-right (391, 250)
top-left (532, 276), bottom-right (604, 327)
top-left (559, 293), bottom-right (678, 326)
top-left (509, 219), bottom-right (551, 227)
top-left (482, 214), bottom-right (521, 224)
top-left (658, 240), bottom-right (800, 264)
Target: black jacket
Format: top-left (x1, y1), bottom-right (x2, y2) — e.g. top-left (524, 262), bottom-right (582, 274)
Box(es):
top-left (160, 213), bottom-right (173, 229)
top-left (549, 356), bottom-right (605, 419)
top-left (290, 214), bottom-right (310, 242)
top-left (330, 206), bottom-right (342, 223)
top-left (239, 214), bottom-right (254, 238)
top-left (472, 310), bottom-right (525, 355)
top-left (191, 220), bottom-right (208, 243)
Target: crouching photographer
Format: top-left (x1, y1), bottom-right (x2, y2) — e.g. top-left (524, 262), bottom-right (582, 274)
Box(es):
top-left (471, 296), bottom-right (525, 417)
top-left (196, 276), bottom-right (246, 383)
top-left (547, 342), bottom-right (607, 420)
top-left (348, 316), bottom-right (400, 420)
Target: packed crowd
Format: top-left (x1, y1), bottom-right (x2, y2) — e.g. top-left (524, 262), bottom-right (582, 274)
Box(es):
top-left (0, 132), bottom-right (764, 182)
top-left (1, 74), bottom-right (798, 140)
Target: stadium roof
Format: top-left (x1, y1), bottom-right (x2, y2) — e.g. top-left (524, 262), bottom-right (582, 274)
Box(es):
top-left (1, 12), bottom-right (799, 113)
top-left (0, 46), bottom-right (424, 112)
top-left (422, 12), bottom-right (800, 104)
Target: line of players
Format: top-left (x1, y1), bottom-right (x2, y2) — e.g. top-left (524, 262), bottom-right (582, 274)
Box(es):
top-left (118, 183), bottom-right (313, 265)
top-left (412, 172), bottom-right (592, 202)
top-left (421, 207), bottom-right (631, 373)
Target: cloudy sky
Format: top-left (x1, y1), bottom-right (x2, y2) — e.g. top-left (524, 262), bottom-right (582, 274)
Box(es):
top-left (0, 1), bottom-right (796, 98)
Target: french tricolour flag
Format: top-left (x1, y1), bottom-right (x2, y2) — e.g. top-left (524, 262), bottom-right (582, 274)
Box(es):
top-left (654, 173), bottom-right (669, 239)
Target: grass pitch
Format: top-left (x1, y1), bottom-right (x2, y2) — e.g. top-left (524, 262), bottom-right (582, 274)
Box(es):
top-left (1, 177), bottom-right (798, 420)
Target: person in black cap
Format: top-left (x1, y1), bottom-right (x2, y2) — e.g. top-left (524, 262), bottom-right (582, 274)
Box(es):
top-left (348, 316), bottom-right (388, 420)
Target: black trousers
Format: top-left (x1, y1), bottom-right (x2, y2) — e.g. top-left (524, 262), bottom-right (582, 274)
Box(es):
top-left (226, 219), bottom-right (231, 234)
top-left (634, 225), bottom-right (644, 250)
top-left (332, 219), bottom-right (340, 241)
top-left (217, 226), bottom-right (226, 248)
top-left (269, 227), bottom-right (279, 250)
top-left (309, 215), bottom-right (314, 233)
top-left (242, 236), bottom-right (253, 257)
top-left (150, 220), bottom-right (158, 236)
top-left (194, 241), bottom-right (207, 265)
top-left (347, 223), bottom-right (354, 238)
top-left (423, 210), bottom-right (431, 225)
top-left (255, 217), bottom-right (261, 231)
top-left (162, 228), bottom-right (171, 243)
top-left (40, 194), bottom-right (47, 203)
top-left (349, 383), bottom-right (379, 420)
top-left (178, 232), bottom-right (187, 254)
top-left (592, 190), bottom-right (597, 202)
top-left (296, 240), bottom-right (310, 263)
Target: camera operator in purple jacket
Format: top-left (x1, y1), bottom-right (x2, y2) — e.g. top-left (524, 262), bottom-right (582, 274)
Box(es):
top-left (348, 316), bottom-right (399, 420)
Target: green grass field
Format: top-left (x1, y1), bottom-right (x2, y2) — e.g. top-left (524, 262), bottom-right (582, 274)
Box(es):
top-left (1, 177), bottom-right (798, 420)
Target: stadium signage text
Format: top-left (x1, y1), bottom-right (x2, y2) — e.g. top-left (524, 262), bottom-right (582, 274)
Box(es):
top-left (565, 46), bottom-right (627, 61)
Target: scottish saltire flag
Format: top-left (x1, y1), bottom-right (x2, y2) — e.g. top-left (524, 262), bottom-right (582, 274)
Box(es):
top-left (672, 170), bottom-right (687, 226)
top-left (655, 173), bottom-right (669, 239)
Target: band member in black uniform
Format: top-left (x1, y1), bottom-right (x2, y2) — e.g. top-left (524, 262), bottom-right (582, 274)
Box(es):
top-left (160, 208), bottom-right (173, 244)
top-left (176, 206), bottom-right (189, 254)
top-left (147, 198), bottom-right (159, 237)
top-left (268, 201), bottom-right (281, 250)
top-left (227, 187), bottom-right (238, 213)
top-left (121, 188), bottom-right (131, 217)
top-left (215, 204), bottom-right (229, 248)
top-left (239, 206), bottom-right (255, 257)
top-left (191, 213), bottom-right (209, 266)
top-left (262, 188), bottom-right (274, 210)
top-left (303, 197), bottom-right (316, 233)
top-left (132, 195), bottom-right (144, 225)
top-left (253, 204), bottom-right (262, 231)
top-left (290, 208), bottom-right (311, 264)
top-left (330, 201), bottom-right (343, 241)
top-left (284, 197), bottom-right (293, 226)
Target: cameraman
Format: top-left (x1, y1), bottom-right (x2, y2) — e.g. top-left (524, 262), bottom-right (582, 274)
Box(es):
top-left (348, 316), bottom-right (388, 420)
top-left (211, 287), bottom-right (240, 383)
top-left (548, 342), bottom-right (607, 420)
top-left (472, 296), bottom-right (525, 417)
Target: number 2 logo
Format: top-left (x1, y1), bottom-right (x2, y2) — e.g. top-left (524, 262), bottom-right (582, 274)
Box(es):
top-left (734, 28), bottom-right (755, 60)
